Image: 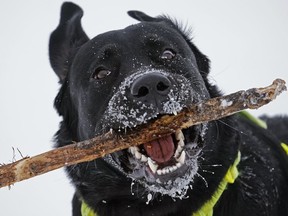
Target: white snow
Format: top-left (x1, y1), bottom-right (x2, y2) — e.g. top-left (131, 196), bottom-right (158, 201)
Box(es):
top-left (220, 99), bottom-right (233, 107)
top-left (146, 193), bottom-right (153, 205)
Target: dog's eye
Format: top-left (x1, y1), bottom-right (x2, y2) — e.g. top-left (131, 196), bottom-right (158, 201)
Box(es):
top-left (161, 49), bottom-right (176, 60)
top-left (91, 68), bottom-right (111, 80)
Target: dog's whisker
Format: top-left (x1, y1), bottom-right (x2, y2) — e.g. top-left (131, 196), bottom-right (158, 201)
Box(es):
top-left (130, 180), bottom-right (136, 196)
top-left (201, 169), bottom-right (215, 175)
top-left (211, 121), bottom-right (220, 141)
top-left (201, 164), bottom-right (223, 168)
top-left (196, 172), bottom-right (208, 188)
top-left (216, 119), bottom-right (247, 136)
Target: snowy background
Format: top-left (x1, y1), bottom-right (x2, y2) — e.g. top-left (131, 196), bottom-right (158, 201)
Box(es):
top-left (0, 0), bottom-right (287, 215)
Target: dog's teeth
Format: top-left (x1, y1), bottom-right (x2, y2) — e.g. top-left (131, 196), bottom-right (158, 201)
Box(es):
top-left (176, 162), bottom-right (182, 168)
top-left (129, 147), bottom-right (148, 162)
top-left (160, 168), bottom-right (166, 175)
top-left (176, 151), bottom-right (186, 164)
top-left (174, 148), bottom-right (181, 158)
top-left (128, 146), bottom-right (138, 155)
top-left (157, 168), bottom-right (169, 175)
top-left (156, 165), bottom-right (180, 176)
top-left (173, 111), bottom-right (177, 116)
top-left (128, 147), bottom-right (132, 154)
top-left (175, 129), bottom-right (185, 141)
top-left (164, 168), bottom-right (170, 174)
top-left (148, 158), bottom-right (158, 173)
top-left (156, 169), bottom-right (163, 175)
top-left (178, 139), bottom-right (184, 147)
top-left (141, 154), bottom-right (148, 162)
top-left (135, 151), bottom-right (142, 160)
top-left (174, 140), bottom-right (184, 158)
top-left (164, 169), bottom-right (169, 174)
top-left (174, 130), bottom-right (185, 158)
top-left (171, 165), bottom-right (178, 172)
top-left (169, 167), bottom-right (174, 173)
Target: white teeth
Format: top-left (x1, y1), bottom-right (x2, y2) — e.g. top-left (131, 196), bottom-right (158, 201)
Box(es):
top-left (174, 129), bottom-right (185, 158)
top-left (128, 146), bottom-right (138, 155)
top-left (175, 129), bottom-right (185, 141)
top-left (128, 129), bottom-right (188, 176)
top-left (141, 154), bottom-right (148, 162)
top-left (170, 166), bottom-right (177, 172)
top-left (135, 151), bottom-right (142, 160)
top-left (148, 158), bottom-right (158, 173)
top-left (173, 111), bottom-right (178, 116)
top-left (156, 163), bottom-right (183, 176)
top-left (129, 147), bottom-right (147, 162)
top-left (156, 169), bottom-right (163, 175)
top-left (176, 162), bottom-right (182, 168)
top-left (178, 139), bottom-right (185, 147)
top-left (176, 151), bottom-right (186, 164)
top-left (174, 140), bottom-right (184, 158)
top-left (174, 149), bottom-right (181, 158)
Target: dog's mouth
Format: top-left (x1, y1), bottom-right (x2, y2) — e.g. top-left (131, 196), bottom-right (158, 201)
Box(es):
top-left (103, 123), bottom-right (205, 199)
top-left (128, 127), bottom-right (198, 176)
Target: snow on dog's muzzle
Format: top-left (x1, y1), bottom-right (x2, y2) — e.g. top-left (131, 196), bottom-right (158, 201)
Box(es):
top-left (101, 69), bottom-right (197, 130)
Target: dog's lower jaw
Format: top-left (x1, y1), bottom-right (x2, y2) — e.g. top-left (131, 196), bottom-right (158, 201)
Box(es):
top-left (129, 151), bottom-right (200, 200)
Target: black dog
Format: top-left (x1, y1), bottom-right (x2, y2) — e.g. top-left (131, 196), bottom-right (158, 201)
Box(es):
top-left (49, 2), bottom-right (288, 216)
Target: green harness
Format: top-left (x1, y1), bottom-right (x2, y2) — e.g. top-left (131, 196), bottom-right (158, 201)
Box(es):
top-left (81, 111), bottom-right (288, 216)
top-left (81, 201), bottom-right (96, 216)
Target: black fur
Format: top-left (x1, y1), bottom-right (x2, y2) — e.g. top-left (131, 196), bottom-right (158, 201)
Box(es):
top-left (49, 2), bottom-right (288, 216)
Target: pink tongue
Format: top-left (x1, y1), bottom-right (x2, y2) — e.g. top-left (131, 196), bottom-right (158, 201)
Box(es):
top-left (143, 135), bottom-right (175, 163)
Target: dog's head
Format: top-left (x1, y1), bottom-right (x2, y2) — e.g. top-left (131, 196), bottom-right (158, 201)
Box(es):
top-left (50, 2), bottom-right (238, 208)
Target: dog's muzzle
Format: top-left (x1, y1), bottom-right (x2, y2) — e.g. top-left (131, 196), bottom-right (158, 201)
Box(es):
top-left (101, 69), bottom-right (198, 130)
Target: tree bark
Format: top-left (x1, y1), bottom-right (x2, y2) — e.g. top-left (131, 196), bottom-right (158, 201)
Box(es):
top-left (0, 79), bottom-right (286, 188)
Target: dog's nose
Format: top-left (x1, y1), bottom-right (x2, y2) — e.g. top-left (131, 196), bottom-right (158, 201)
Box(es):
top-left (130, 73), bottom-right (171, 104)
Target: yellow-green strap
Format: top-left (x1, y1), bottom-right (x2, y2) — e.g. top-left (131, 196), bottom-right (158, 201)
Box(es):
top-left (192, 151), bottom-right (241, 216)
top-left (281, 143), bottom-right (288, 155)
top-left (239, 111), bottom-right (267, 129)
top-left (81, 200), bottom-right (97, 216)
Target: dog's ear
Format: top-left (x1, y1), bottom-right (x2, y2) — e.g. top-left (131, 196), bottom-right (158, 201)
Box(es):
top-left (127, 11), bottom-right (157, 22)
top-left (49, 2), bottom-right (89, 83)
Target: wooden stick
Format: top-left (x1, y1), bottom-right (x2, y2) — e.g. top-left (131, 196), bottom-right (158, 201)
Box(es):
top-left (0, 79), bottom-right (286, 188)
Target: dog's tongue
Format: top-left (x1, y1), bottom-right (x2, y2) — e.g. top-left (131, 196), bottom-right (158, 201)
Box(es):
top-left (143, 135), bottom-right (175, 163)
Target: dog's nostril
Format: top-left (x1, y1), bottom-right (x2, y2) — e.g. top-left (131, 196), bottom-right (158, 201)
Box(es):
top-left (137, 86), bottom-right (149, 97)
top-left (157, 81), bottom-right (169, 92)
